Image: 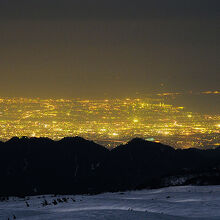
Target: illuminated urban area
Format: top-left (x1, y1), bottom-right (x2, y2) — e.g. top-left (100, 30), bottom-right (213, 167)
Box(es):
top-left (0, 97), bottom-right (219, 149)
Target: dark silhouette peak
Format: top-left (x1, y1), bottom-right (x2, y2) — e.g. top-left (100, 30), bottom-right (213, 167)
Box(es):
top-left (112, 137), bottom-right (175, 155)
top-left (6, 136), bottom-right (54, 145)
top-left (126, 137), bottom-right (167, 149)
top-left (58, 136), bottom-right (105, 150)
top-left (59, 136), bottom-right (89, 144)
top-left (127, 137), bottom-right (149, 145)
top-left (72, 136), bottom-right (89, 143)
top-left (6, 136), bottom-right (20, 144)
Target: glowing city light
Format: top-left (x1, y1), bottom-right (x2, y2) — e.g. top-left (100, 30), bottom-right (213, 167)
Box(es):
top-left (112, 133), bottom-right (119, 136)
top-left (0, 97), bottom-right (218, 149)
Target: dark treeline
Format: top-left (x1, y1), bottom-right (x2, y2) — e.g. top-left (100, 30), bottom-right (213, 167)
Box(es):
top-left (0, 136), bottom-right (220, 196)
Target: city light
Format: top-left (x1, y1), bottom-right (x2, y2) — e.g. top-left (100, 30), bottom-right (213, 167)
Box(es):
top-left (0, 97), bottom-right (219, 149)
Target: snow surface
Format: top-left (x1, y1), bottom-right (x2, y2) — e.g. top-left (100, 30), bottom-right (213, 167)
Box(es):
top-left (1, 185), bottom-right (220, 220)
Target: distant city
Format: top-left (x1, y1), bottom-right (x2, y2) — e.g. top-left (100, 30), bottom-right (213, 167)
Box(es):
top-left (0, 97), bottom-right (219, 149)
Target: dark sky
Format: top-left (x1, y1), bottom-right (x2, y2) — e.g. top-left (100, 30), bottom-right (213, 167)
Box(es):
top-left (0, 0), bottom-right (219, 102)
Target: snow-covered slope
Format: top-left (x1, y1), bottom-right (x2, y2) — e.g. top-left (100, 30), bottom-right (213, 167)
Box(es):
top-left (1, 185), bottom-right (220, 220)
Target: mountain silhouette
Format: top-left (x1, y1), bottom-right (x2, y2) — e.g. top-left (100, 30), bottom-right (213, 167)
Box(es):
top-left (0, 136), bottom-right (220, 196)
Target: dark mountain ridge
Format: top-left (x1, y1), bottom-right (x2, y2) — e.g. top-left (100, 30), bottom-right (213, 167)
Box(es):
top-left (0, 136), bottom-right (220, 196)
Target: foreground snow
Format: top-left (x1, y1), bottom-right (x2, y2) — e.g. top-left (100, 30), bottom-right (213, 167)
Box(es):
top-left (1, 185), bottom-right (220, 220)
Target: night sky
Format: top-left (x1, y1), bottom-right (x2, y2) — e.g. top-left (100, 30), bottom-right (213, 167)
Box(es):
top-left (0, 1), bottom-right (219, 102)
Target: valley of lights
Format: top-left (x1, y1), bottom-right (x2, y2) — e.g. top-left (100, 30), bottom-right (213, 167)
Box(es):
top-left (0, 97), bottom-right (219, 149)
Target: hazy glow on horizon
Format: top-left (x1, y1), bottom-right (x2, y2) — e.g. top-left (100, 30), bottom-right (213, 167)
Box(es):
top-left (0, 1), bottom-right (218, 106)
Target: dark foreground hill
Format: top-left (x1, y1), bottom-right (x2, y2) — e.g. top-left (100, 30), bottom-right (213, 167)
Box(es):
top-left (0, 136), bottom-right (220, 196)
